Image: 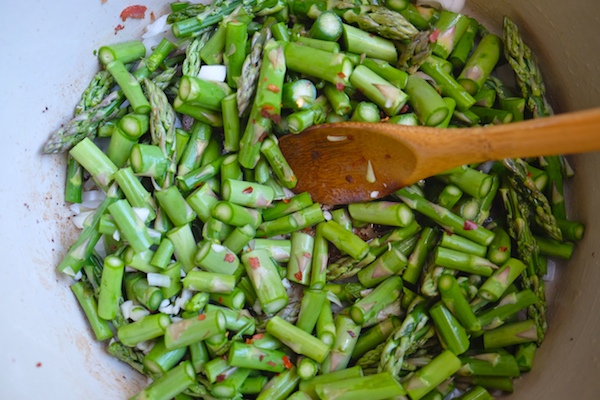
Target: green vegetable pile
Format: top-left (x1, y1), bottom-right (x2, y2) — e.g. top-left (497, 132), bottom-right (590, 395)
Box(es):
top-left (43, 1), bottom-right (585, 399)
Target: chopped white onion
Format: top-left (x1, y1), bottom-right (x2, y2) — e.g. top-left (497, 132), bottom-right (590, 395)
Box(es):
top-left (142, 14), bottom-right (177, 56)
top-left (82, 189), bottom-right (104, 202)
top-left (281, 278), bottom-right (292, 289)
top-left (133, 207), bottom-right (151, 223)
top-left (370, 191), bottom-right (380, 199)
top-left (73, 270), bottom-right (82, 281)
top-left (323, 210), bottom-right (332, 221)
top-left (198, 65), bottom-right (227, 82)
top-left (136, 340), bottom-right (153, 353)
top-left (282, 188), bottom-right (296, 199)
top-left (72, 210), bottom-right (94, 229)
top-left (121, 300), bottom-right (134, 320)
top-left (159, 304), bottom-right (175, 315)
top-left (130, 305), bottom-right (151, 322)
top-left (70, 203), bottom-right (81, 215)
top-left (112, 229), bottom-right (121, 242)
top-left (365, 160), bottom-right (376, 183)
top-left (148, 273), bottom-right (172, 288)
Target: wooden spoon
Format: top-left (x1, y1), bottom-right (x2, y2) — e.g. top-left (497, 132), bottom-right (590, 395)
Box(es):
top-left (278, 107), bottom-right (600, 205)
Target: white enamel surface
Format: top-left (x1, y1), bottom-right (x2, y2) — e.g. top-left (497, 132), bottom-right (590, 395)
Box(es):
top-left (0, 1), bottom-right (599, 399)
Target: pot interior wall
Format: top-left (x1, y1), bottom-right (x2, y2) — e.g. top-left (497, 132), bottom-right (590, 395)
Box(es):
top-left (0, 1), bottom-right (598, 399)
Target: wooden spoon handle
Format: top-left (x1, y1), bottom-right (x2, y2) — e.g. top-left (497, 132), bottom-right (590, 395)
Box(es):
top-left (404, 107), bottom-right (600, 178)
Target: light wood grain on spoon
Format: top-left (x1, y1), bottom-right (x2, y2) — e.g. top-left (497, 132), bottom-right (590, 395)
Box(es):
top-left (278, 107), bottom-right (600, 205)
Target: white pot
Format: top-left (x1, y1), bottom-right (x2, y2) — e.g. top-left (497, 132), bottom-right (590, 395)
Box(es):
top-left (0, 1), bottom-right (598, 398)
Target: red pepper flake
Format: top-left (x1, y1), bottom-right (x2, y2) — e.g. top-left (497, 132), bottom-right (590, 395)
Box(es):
top-left (259, 355), bottom-right (265, 361)
top-left (150, 12), bottom-right (156, 22)
top-left (337, 72), bottom-right (346, 79)
top-left (258, 131), bottom-right (269, 142)
top-left (267, 361), bottom-right (277, 367)
top-left (243, 186), bottom-right (254, 194)
top-left (267, 84), bottom-right (281, 93)
top-left (246, 338), bottom-right (254, 344)
top-left (347, 330), bottom-right (356, 338)
top-left (120, 5), bottom-right (147, 21)
top-left (260, 104), bottom-right (276, 119)
top-left (271, 114), bottom-right (282, 124)
top-left (36, 362), bottom-right (42, 368)
top-left (429, 29), bottom-right (440, 42)
top-left (252, 333), bottom-right (264, 340)
top-left (222, 355), bottom-right (228, 360)
top-left (198, 314), bottom-right (206, 321)
top-left (283, 198), bottom-right (291, 204)
top-left (114, 24), bottom-right (125, 34)
top-left (218, 296), bottom-right (223, 303)
top-left (303, 252), bottom-right (311, 258)
top-left (224, 253), bottom-right (236, 263)
top-left (463, 220), bottom-right (478, 231)
top-left (400, 104), bottom-right (410, 114)
top-left (499, 246), bottom-right (508, 252)
top-left (249, 257), bottom-right (261, 270)
top-left (216, 374), bottom-right (226, 383)
top-left (294, 271), bottom-right (303, 281)
top-left (282, 355), bottom-right (293, 369)
top-left (335, 82), bottom-right (345, 92)
top-left (526, 172), bottom-right (533, 178)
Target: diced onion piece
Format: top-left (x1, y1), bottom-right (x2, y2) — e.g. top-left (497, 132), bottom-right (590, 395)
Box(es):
top-left (323, 211), bottom-right (332, 221)
top-left (130, 305), bottom-right (151, 322)
top-left (198, 65), bottom-right (227, 82)
top-left (148, 273), bottom-right (171, 288)
top-left (72, 210), bottom-right (94, 229)
top-left (366, 160), bottom-right (376, 183)
top-left (121, 300), bottom-right (134, 320)
top-left (133, 207), bottom-right (150, 223)
top-left (327, 135), bottom-right (347, 142)
top-left (370, 191), bottom-right (380, 199)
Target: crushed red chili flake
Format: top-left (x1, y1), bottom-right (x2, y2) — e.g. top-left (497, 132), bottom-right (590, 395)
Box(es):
top-left (336, 82), bottom-right (345, 91)
top-left (282, 355), bottom-right (293, 369)
top-left (499, 246), bottom-right (508, 252)
top-left (463, 220), bottom-right (478, 231)
top-left (224, 253), bottom-right (236, 263)
top-left (527, 172), bottom-right (533, 177)
top-left (114, 24), bottom-right (125, 34)
top-left (249, 256), bottom-right (261, 269)
top-left (282, 198), bottom-right (291, 204)
top-left (294, 271), bottom-right (303, 281)
top-left (218, 297), bottom-right (223, 303)
top-left (400, 104), bottom-right (410, 114)
top-left (253, 333), bottom-right (264, 340)
top-left (150, 11), bottom-right (156, 21)
top-left (267, 84), bottom-right (281, 93)
top-left (198, 314), bottom-right (206, 321)
top-left (258, 131), bottom-right (269, 142)
top-left (242, 186), bottom-right (254, 194)
top-left (36, 362), bottom-right (42, 368)
top-left (429, 29), bottom-right (440, 42)
top-left (347, 330), bottom-right (356, 338)
top-left (246, 338), bottom-right (254, 344)
top-left (303, 252), bottom-right (311, 258)
top-left (216, 374), bottom-right (226, 383)
top-left (120, 5), bottom-right (147, 21)
top-left (222, 355), bottom-right (228, 360)
top-left (267, 361), bottom-right (277, 367)
top-left (259, 354), bottom-right (265, 361)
